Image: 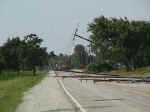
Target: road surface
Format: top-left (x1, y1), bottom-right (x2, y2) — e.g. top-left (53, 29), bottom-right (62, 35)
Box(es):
top-left (16, 71), bottom-right (76, 112)
top-left (58, 71), bottom-right (150, 112)
top-left (16, 71), bottom-right (150, 112)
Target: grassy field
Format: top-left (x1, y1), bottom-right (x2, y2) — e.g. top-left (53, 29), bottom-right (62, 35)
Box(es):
top-left (102, 66), bottom-right (150, 78)
top-left (0, 70), bottom-right (48, 112)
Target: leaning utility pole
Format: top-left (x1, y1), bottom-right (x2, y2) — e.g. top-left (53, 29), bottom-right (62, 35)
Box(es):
top-left (73, 28), bottom-right (95, 44)
top-left (73, 28), bottom-right (96, 64)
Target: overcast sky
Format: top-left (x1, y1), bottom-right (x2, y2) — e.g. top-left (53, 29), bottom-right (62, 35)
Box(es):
top-left (0, 0), bottom-right (149, 54)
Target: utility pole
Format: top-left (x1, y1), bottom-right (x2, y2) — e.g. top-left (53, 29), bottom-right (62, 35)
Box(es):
top-left (73, 28), bottom-right (97, 65)
top-left (73, 28), bottom-right (95, 44)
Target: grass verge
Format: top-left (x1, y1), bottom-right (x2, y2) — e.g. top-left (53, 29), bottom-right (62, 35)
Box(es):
top-left (0, 70), bottom-right (48, 112)
top-left (102, 66), bottom-right (150, 78)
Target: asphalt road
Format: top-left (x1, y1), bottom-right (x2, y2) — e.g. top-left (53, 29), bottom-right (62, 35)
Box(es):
top-left (16, 71), bottom-right (150, 112)
top-left (16, 71), bottom-right (76, 112)
top-left (58, 71), bottom-right (150, 112)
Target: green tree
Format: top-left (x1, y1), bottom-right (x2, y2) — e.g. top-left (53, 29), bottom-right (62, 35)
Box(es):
top-left (23, 34), bottom-right (48, 75)
top-left (72, 44), bottom-right (88, 68)
top-left (1, 37), bottom-right (23, 74)
top-left (0, 48), bottom-right (5, 74)
top-left (88, 16), bottom-right (150, 71)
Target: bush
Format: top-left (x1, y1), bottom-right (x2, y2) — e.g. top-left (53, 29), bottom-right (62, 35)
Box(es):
top-left (87, 63), bottom-right (101, 72)
top-left (101, 63), bottom-right (114, 71)
top-left (87, 62), bottom-right (114, 72)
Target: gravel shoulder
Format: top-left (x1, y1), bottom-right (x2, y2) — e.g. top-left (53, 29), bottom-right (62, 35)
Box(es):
top-left (16, 71), bottom-right (75, 112)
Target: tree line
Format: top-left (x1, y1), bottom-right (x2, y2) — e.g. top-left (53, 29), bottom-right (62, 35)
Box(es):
top-left (0, 34), bottom-right (49, 75)
top-left (50, 44), bottom-right (93, 70)
top-left (87, 16), bottom-right (150, 72)
top-left (23, 16), bottom-right (150, 73)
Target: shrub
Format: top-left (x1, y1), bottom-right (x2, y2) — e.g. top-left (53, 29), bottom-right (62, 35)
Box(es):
top-left (87, 62), bottom-right (114, 72)
top-left (87, 63), bottom-right (101, 72)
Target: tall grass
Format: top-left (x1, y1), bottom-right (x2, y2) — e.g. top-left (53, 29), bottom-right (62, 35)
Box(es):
top-left (0, 70), bottom-right (48, 112)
